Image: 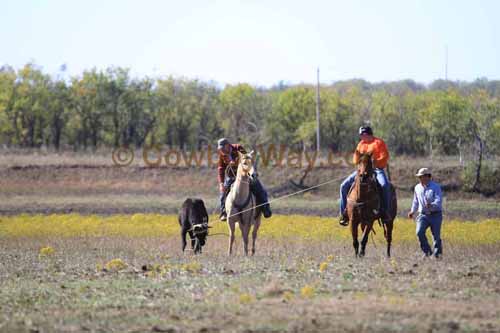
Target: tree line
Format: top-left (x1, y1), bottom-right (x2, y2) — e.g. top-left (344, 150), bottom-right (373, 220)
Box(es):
top-left (1, 63), bottom-right (499, 160)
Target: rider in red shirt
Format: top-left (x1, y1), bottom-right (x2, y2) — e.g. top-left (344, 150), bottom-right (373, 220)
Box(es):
top-left (217, 138), bottom-right (272, 221)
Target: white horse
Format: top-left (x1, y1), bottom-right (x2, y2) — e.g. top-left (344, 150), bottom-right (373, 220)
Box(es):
top-left (225, 151), bottom-right (261, 256)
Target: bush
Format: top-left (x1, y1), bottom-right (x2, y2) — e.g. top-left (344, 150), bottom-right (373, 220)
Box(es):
top-left (461, 161), bottom-right (500, 195)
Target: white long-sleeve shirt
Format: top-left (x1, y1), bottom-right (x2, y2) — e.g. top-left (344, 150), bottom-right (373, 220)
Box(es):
top-left (410, 181), bottom-right (443, 214)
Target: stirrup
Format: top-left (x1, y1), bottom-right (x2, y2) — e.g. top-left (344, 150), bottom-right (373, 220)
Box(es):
top-left (220, 212), bottom-right (227, 221)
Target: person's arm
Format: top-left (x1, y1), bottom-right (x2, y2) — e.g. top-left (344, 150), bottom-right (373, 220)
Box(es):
top-left (352, 143), bottom-right (361, 165)
top-left (430, 184), bottom-right (442, 212)
top-left (408, 186), bottom-right (419, 218)
top-left (374, 140), bottom-right (389, 168)
top-left (217, 156), bottom-right (226, 185)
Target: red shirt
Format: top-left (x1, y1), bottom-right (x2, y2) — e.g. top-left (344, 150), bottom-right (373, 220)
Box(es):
top-left (217, 144), bottom-right (247, 183)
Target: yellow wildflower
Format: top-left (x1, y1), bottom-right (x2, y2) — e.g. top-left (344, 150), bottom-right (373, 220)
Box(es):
top-left (239, 293), bottom-right (254, 304)
top-left (39, 246), bottom-right (55, 257)
top-left (301, 285), bottom-right (315, 298)
top-left (283, 291), bottom-right (295, 301)
top-left (181, 261), bottom-right (202, 273)
top-left (105, 258), bottom-right (127, 271)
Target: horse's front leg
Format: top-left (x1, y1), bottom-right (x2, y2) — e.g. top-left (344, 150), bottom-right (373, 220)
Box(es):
top-left (359, 222), bottom-right (373, 257)
top-left (351, 220), bottom-right (359, 257)
top-left (227, 220), bottom-right (236, 256)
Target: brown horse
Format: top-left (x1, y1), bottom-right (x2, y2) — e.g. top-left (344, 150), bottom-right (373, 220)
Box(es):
top-left (347, 153), bottom-right (397, 257)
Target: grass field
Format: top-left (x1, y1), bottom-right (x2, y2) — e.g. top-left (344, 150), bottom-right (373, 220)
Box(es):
top-left (1, 214), bottom-right (500, 332)
top-left (1, 151), bottom-right (499, 332)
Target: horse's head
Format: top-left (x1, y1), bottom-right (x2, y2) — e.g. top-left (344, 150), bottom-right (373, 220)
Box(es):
top-left (356, 151), bottom-right (374, 182)
top-left (238, 150), bottom-right (257, 181)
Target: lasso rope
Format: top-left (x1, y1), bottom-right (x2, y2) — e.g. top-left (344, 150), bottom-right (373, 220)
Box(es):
top-left (226, 175), bottom-right (345, 219)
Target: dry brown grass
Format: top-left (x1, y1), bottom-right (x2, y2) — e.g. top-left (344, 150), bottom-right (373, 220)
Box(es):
top-left (0, 236), bottom-right (499, 332)
top-left (0, 149), bottom-right (499, 331)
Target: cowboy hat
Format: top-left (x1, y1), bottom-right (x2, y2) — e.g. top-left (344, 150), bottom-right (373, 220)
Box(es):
top-left (217, 138), bottom-right (229, 150)
top-left (415, 167), bottom-right (432, 177)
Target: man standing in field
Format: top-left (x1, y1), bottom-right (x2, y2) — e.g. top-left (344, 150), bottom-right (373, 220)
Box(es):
top-left (339, 126), bottom-right (391, 226)
top-left (217, 138), bottom-right (272, 221)
top-left (408, 168), bottom-right (443, 258)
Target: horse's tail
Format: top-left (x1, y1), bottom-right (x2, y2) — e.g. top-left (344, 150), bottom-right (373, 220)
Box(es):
top-left (381, 218), bottom-right (388, 239)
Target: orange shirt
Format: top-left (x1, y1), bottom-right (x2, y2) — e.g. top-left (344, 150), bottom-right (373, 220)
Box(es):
top-left (352, 137), bottom-right (389, 169)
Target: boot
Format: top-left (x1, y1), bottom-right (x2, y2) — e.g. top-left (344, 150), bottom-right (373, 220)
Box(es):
top-left (219, 187), bottom-right (229, 221)
top-left (339, 211), bottom-right (349, 226)
top-left (250, 178), bottom-right (272, 218)
top-left (261, 203), bottom-right (272, 218)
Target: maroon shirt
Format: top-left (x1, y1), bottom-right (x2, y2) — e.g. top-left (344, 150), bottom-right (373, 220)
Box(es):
top-left (217, 144), bottom-right (247, 183)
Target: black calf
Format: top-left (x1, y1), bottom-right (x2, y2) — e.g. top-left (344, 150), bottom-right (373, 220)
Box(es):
top-left (178, 198), bottom-right (209, 254)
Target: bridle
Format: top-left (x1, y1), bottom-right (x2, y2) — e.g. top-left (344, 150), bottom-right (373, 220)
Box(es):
top-left (347, 154), bottom-right (378, 209)
top-left (231, 154), bottom-right (255, 211)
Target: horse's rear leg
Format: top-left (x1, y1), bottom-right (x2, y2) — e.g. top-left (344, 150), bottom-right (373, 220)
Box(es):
top-left (384, 220), bottom-right (393, 257)
top-left (359, 222), bottom-right (373, 257)
top-left (227, 221), bottom-right (236, 256)
top-left (351, 222), bottom-right (359, 257)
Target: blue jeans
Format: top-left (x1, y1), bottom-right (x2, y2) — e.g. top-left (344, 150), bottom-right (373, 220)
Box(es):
top-left (339, 169), bottom-right (390, 215)
top-left (219, 177), bottom-right (235, 213)
top-left (416, 212), bottom-right (443, 256)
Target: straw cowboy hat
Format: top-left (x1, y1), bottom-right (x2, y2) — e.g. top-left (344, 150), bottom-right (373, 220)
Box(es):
top-left (415, 168), bottom-right (432, 177)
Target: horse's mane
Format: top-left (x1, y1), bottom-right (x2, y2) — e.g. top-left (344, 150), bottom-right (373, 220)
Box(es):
top-left (357, 152), bottom-right (374, 175)
top-left (358, 152), bottom-right (372, 164)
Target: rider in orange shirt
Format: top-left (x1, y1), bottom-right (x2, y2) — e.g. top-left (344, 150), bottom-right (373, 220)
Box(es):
top-left (339, 126), bottom-right (391, 226)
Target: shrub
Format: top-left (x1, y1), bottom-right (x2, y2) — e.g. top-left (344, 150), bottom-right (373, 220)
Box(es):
top-left (461, 161), bottom-right (500, 195)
